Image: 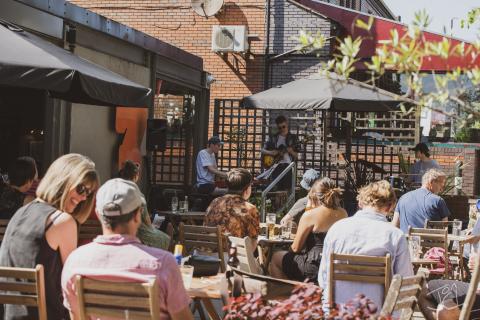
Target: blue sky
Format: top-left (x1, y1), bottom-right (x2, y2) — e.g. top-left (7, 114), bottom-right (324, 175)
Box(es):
top-left (383, 0), bottom-right (479, 42)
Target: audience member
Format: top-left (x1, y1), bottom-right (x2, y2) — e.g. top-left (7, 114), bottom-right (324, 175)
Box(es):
top-left (393, 168), bottom-right (450, 233)
top-left (270, 178), bottom-right (347, 283)
top-left (204, 168), bottom-right (260, 238)
top-left (418, 253), bottom-right (479, 320)
top-left (280, 168), bottom-right (320, 225)
top-left (118, 160), bottom-right (170, 250)
top-left (408, 143), bottom-right (440, 185)
top-left (195, 136), bottom-right (228, 196)
top-left (319, 180), bottom-right (413, 309)
top-left (0, 156), bottom-right (37, 219)
top-left (0, 153), bottom-right (99, 319)
top-left (61, 178), bottom-right (193, 320)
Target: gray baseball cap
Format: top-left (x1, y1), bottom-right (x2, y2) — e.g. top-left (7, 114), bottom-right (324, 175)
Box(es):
top-left (96, 178), bottom-right (144, 217)
top-left (300, 169), bottom-right (320, 191)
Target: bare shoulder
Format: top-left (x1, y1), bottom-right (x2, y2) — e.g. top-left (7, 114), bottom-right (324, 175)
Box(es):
top-left (49, 211), bottom-right (77, 231)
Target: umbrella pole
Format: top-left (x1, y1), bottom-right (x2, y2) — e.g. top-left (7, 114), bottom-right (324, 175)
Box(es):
top-left (322, 111), bottom-right (328, 173)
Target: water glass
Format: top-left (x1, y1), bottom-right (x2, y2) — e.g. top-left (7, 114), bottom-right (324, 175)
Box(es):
top-left (266, 213), bottom-right (276, 239)
top-left (282, 221), bottom-right (292, 239)
top-left (179, 201), bottom-right (186, 213)
top-left (408, 235), bottom-right (421, 260)
top-left (453, 220), bottom-right (462, 236)
top-left (171, 196), bottom-right (178, 213)
top-left (180, 265), bottom-right (194, 289)
top-left (183, 200), bottom-right (189, 213)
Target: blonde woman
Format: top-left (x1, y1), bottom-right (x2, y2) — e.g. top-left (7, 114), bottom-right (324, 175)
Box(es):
top-left (318, 180), bottom-right (413, 309)
top-left (270, 178), bottom-right (347, 283)
top-left (0, 153), bottom-right (99, 320)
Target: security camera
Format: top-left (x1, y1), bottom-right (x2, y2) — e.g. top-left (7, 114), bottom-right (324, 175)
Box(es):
top-left (206, 74), bottom-right (216, 85)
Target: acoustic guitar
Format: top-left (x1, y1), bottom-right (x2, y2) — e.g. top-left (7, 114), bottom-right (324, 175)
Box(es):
top-left (262, 134), bottom-right (315, 169)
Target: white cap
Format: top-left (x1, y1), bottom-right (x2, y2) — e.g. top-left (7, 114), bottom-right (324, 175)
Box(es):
top-left (96, 178), bottom-right (144, 217)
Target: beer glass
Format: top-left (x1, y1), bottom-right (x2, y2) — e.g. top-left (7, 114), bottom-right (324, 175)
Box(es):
top-left (171, 196), bottom-right (178, 213)
top-left (266, 213), bottom-right (276, 239)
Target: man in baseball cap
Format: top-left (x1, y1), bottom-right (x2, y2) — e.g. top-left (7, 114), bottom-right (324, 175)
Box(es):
top-left (61, 178), bottom-right (194, 320)
top-left (281, 169), bottom-right (320, 225)
top-left (408, 143), bottom-right (440, 185)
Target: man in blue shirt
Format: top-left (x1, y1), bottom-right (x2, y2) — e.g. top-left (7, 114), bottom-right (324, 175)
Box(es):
top-left (392, 168), bottom-right (451, 233)
top-left (195, 136), bottom-right (228, 195)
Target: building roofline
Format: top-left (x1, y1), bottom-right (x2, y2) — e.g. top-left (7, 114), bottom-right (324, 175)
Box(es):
top-left (13, 0), bottom-right (204, 71)
top-left (369, 0), bottom-right (397, 20)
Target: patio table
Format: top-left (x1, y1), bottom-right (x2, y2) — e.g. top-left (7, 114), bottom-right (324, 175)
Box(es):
top-left (257, 234), bottom-right (294, 273)
top-left (185, 273), bottom-right (228, 320)
top-left (158, 210), bottom-right (206, 227)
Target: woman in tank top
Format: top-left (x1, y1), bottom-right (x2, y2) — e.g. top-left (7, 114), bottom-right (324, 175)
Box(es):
top-left (269, 178), bottom-right (347, 283)
top-left (0, 153), bottom-right (99, 320)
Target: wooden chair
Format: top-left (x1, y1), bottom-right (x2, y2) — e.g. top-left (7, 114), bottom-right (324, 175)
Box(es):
top-left (408, 227), bottom-right (449, 278)
top-left (460, 253), bottom-right (480, 319)
top-left (380, 269), bottom-right (427, 320)
top-left (0, 265), bottom-right (47, 320)
top-left (230, 266), bottom-right (303, 300)
top-left (178, 223), bottom-right (226, 272)
top-left (166, 222), bottom-right (174, 252)
top-left (328, 253), bottom-right (391, 308)
top-left (424, 219), bottom-right (461, 232)
top-left (74, 275), bottom-right (159, 320)
top-left (228, 236), bottom-right (263, 275)
top-left (0, 219), bottom-right (9, 242)
top-left (78, 219), bottom-right (103, 240)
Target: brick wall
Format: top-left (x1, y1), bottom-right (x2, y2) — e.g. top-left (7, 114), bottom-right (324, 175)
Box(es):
top-left (68, 0), bottom-right (267, 136)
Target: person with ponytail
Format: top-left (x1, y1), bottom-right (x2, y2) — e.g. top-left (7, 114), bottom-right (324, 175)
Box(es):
top-left (269, 178), bottom-right (347, 283)
top-left (118, 160), bottom-right (170, 250)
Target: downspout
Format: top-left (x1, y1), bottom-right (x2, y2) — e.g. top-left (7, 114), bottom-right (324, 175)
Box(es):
top-left (263, 0), bottom-right (271, 90)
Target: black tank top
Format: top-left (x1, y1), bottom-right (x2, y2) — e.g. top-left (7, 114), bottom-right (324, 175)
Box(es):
top-left (0, 201), bottom-right (69, 320)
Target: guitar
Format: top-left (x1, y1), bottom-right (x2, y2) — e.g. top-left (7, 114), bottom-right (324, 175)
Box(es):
top-left (262, 134), bottom-right (315, 169)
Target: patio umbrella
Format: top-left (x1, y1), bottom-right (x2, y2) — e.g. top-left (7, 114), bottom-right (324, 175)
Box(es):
top-left (242, 72), bottom-right (406, 112)
top-left (0, 20), bottom-right (151, 107)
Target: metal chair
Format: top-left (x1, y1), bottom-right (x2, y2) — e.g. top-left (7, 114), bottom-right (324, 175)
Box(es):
top-left (0, 265), bottom-right (47, 320)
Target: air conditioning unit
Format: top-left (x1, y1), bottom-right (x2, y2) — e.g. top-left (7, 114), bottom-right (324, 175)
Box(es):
top-left (211, 25), bottom-right (248, 53)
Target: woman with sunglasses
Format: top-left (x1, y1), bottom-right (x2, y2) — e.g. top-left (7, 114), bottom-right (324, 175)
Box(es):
top-left (0, 153), bottom-right (99, 320)
top-left (269, 178), bottom-right (347, 283)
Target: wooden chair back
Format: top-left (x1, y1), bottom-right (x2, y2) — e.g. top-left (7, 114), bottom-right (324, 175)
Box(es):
top-left (460, 253), bottom-right (480, 319)
top-left (75, 275), bottom-right (159, 320)
top-left (0, 219), bottom-right (9, 241)
top-left (79, 219), bottom-right (103, 240)
top-left (165, 222), bottom-right (174, 252)
top-left (328, 253), bottom-right (391, 307)
top-left (178, 223), bottom-right (226, 272)
top-left (380, 269), bottom-right (427, 320)
top-left (0, 265), bottom-right (47, 320)
top-left (424, 219), bottom-right (460, 232)
top-left (228, 236), bottom-right (263, 275)
top-left (408, 227), bottom-right (449, 278)
top-left (231, 267), bottom-right (302, 300)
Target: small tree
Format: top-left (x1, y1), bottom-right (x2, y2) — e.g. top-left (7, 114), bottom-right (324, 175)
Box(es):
top-left (296, 9), bottom-right (480, 128)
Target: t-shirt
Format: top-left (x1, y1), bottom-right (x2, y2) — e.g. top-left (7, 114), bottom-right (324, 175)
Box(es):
top-left (410, 159), bottom-right (440, 184)
top-left (61, 234), bottom-right (190, 319)
top-left (395, 187), bottom-right (451, 233)
top-left (196, 149), bottom-right (217, 185)
top-left (276, 135), bottom-right (291, 164)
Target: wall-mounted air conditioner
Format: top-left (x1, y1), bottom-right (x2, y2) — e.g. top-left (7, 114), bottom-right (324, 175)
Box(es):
top-left (211, 25), bottom-right (248, 53)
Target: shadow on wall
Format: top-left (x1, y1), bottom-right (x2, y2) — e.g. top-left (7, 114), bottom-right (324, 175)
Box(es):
top-left (213, 2), bottom-right (265, 94)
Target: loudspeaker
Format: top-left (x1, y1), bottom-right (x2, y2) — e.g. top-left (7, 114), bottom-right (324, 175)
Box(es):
top-left (147, 119), bottom-right (167, 151)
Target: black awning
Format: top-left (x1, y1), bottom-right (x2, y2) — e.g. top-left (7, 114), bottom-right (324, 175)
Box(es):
top-left (243, 72), bottom-right (410, 112)
top-left (0, 21), bottom-right (152, 107)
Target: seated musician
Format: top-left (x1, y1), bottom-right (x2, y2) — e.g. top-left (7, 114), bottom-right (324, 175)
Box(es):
top-left (260, 115), bottom-right (300, 190)
top-left (195, 136), bottom-right (228, 196)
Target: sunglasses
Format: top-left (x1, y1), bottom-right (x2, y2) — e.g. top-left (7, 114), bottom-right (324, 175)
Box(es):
top-left (75, 184), bottom-right (93, 197)
top-left (278, 125), bottom-right (287, 129)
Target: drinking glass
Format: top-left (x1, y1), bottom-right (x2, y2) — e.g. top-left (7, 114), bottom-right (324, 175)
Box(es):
top-left (171, 196), bottom-right (178, 213)
top-left (179, 201), bottom-right (186, 213)
top-left (180, 265), bottom-right (194, 289)
top-left (408, 235), bottom-right (421, 260)
top-left (183, 200), bottom-right (189, 213)
top-left (282, 221), bottom-right (292, 239)
top-left (266, 213), bottom-right (276, 239)
top-left (453, 220), bottom-right (462, 236)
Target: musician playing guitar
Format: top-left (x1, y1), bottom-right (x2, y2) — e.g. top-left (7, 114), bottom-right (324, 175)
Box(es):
top-left (260, 115), bottom-right (300, 190)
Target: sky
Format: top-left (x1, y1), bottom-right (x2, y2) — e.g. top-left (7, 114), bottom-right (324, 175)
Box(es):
top-left (383, 0), bottom-right (479, 42)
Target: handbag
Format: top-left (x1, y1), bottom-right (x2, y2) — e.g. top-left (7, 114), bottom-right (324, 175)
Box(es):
top-left (185, 254), bottom-right (221, 277)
